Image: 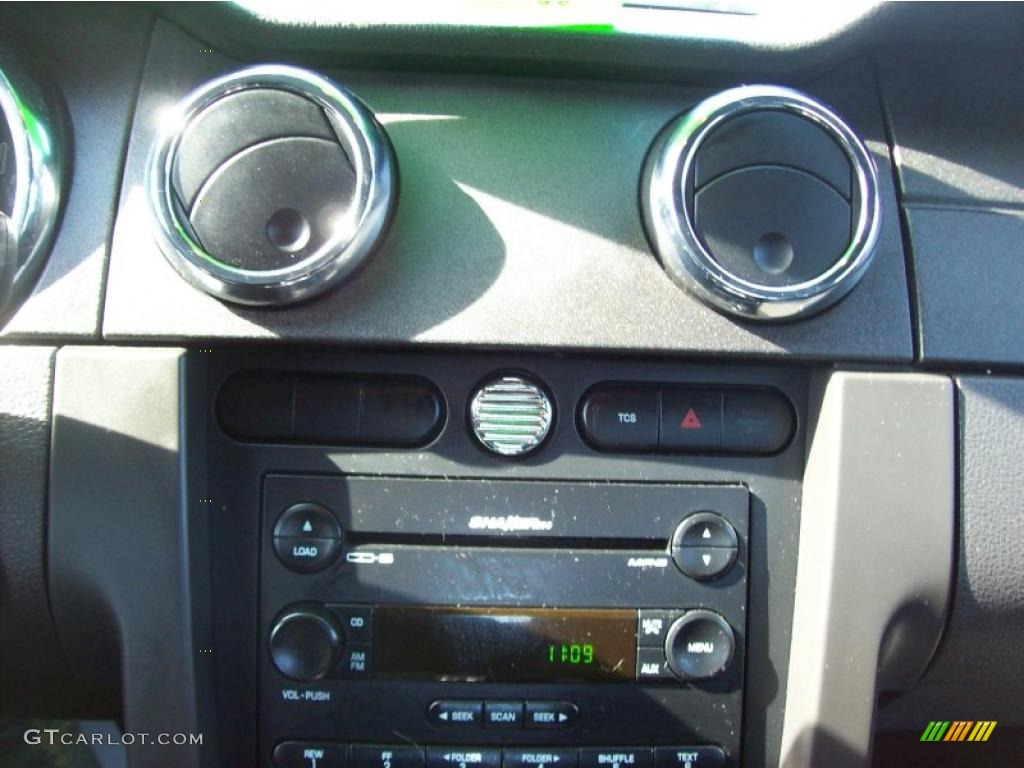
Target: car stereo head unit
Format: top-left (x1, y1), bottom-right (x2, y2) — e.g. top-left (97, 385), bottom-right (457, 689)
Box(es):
top-left (260, 476), bottom-right (748, 768)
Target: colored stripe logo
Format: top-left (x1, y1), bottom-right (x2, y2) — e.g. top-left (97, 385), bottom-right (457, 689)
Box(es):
top-left (920, 721), bottom-right (997, 742)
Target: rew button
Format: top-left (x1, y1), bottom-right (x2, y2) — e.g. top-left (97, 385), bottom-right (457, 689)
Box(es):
top-left (273, 741), bottom-right (348, 768)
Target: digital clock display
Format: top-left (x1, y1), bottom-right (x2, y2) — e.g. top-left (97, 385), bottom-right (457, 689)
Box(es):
top-left (375, 606), bottom-right (637, 683)
top-left (548, 643), bottom-right (595, 665)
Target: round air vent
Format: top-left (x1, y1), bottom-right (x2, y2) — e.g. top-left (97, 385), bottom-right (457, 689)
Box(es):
top-left (0, 50), bottom-right (65, 321)
top-left (469, 375), bottom-right (554, 458)
top-left (641, 85), bottom-right (880, 321)
top-left (147, 65), bottom-right (396, 306)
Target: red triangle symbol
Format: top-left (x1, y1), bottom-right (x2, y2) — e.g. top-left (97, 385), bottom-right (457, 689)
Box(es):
top-left (680, 408), bottom-right (703, 430)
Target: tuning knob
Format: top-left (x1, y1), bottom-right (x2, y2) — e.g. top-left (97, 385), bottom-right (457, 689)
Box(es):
top-left (269, 604), bottom-right (344, 681)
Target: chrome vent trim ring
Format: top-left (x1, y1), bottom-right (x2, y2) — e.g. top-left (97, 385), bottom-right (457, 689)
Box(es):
top-left (641, 84), bottom-right (881, 321)
top-left (146, 64), bottom-right (396, 307)
top-left (469, 375), bottom-right (554, 457)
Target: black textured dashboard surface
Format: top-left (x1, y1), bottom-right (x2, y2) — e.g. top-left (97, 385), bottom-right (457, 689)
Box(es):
top-left (907, 207), bottom-right (1024, 366)
top-left (879, 34), bottom-right (1024, 368)
top-left (102, 21), bottom-right (913, 362)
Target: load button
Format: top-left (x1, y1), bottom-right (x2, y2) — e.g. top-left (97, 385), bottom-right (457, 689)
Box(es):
top-left (525, 700), bottom-right (579, 729)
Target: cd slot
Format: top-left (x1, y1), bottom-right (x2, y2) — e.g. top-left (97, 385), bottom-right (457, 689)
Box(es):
top-left (265, 474), bottom-right (750, 545)
top-left (345, 531), bottom-right (668, 551)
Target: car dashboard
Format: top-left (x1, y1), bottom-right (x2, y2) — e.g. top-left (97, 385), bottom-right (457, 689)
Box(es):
top-left (0, 3), bottom-right (1021, 767)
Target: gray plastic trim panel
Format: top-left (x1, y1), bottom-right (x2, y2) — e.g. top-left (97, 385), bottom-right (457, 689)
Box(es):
top-left (779, 372), bottom-right (954, 768)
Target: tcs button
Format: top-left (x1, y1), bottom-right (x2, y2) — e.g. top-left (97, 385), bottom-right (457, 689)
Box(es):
top-left (579, 386), bottom-right (659, 450)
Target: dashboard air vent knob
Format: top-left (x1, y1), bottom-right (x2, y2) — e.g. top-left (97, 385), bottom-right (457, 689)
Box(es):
top-left (147, 64), bottom-right (396, 306)
top-left (641, 85), bottom-right (880, 321)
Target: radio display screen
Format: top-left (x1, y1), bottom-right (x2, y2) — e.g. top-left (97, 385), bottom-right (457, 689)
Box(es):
top-left (374, 606), bottom-right (638, 682)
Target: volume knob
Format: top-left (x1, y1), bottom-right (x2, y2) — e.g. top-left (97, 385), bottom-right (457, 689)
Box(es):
top-left (269, 604), bottom-right (343, 681)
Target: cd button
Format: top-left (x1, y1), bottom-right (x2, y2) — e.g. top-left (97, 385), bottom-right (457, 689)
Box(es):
top-left (426, 748), bottom-right (501, 768)
top-left (579, 748), bottom-right (653, 768)
top-left (525, 700), bottom-right (579, 729)
top-left (654, 746), bottom-right (726, 768)
top-left (503, 749), bottom-right (579, 768)
top-left (428, 699), bottom-right (483, 728)
top-left (351, 745), bottom-right (425, 768)
top-left (273, 741), bottom-right (348, 768)
top-left (484, 699), bottom-right (524, 728)
top-left (329, 604), bottom-right (373, 642)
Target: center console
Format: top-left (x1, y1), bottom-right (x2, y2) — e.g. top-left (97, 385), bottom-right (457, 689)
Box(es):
top-left (195, 347), bottom-right (807, 768)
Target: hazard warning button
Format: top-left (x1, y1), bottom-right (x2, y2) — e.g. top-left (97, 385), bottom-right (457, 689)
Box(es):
top-left (659, 389), bottom-right (722, 451)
